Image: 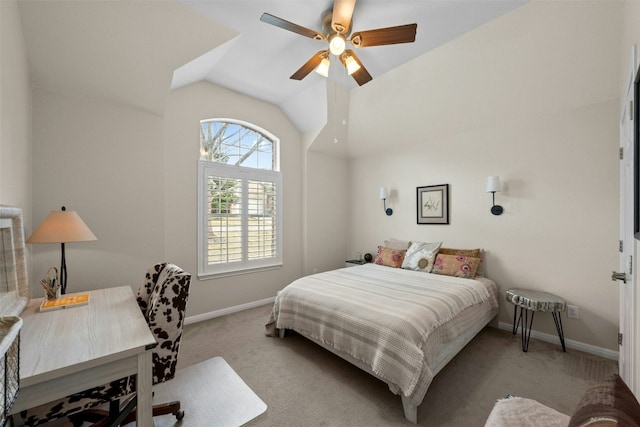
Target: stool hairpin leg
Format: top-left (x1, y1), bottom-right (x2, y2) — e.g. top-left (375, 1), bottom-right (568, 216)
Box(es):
top-left (520, 308), bottom-right (534, 352)
top-left (552, 312), bottom-right (566, 352)
top-left (512, 304), bottom-right (521, 335)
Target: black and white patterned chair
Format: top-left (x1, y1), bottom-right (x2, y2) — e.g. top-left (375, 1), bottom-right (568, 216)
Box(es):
top-left (15, 263), bottom-right (191, 426)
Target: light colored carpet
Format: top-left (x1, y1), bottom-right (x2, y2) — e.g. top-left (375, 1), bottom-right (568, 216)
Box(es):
top-left (149, 356), bottom-right (267, 427)
top-left (179, 304), bottom-right (618, 426)
top-left (41, 303), bottom-right (618, 426)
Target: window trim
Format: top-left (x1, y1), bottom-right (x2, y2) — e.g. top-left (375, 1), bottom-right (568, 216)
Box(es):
top-left (197, 120), bottom-right (282, 280)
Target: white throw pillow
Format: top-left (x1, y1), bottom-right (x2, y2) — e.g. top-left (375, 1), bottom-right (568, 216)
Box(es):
top-left (401, 241), bottom-right (442, 272)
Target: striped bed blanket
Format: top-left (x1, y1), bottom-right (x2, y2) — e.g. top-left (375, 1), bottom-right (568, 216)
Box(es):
top-left (266, 263), bottom-right (493, 404)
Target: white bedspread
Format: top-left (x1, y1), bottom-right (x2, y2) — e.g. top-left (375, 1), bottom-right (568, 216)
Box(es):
top-left (267, 264), bottom-right (493, 404)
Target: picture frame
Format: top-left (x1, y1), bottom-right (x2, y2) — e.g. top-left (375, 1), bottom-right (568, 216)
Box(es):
top-left (417, 184), bottom-right (449, 225)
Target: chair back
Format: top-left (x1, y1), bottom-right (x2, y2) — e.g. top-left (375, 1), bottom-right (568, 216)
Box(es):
top-left (136, 263), bottom-right (191, 385)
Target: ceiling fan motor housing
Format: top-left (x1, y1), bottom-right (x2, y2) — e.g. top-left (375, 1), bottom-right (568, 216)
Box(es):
top-left (321, 10), bottom-right (351, 38)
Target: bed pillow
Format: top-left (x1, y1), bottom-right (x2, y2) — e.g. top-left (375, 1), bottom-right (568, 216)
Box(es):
top-left (438, 247), bottom-right (481, 258)
top-left (439, 248), bottom-right (484, 276)
top-left (375, 246), bottom-right (406, 268)
top-left (568, 374), bottom-right (640, 427)
top-left (383, 239), bottom-right (411, 250)
top-left (401, 241), bottom-right (442, 272)
top-left (432, 254), bottom-right (480, 279)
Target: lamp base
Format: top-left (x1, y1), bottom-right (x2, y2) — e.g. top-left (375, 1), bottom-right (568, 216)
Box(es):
top-left (491, 205), bottom-right (503, 216)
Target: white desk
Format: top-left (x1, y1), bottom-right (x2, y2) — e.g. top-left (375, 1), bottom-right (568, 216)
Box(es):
top-left (11, 286), bottom-right (157, 426)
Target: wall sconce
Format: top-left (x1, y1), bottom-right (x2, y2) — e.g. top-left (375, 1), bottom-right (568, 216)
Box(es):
top-left (486, 176), bottom-right (504, 215)
top-left (379, 187), bottom-right (393, 216)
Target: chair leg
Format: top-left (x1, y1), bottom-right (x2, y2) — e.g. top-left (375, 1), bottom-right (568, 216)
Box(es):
top-left (69, 397), bottom-right (184, 426)
top-left (117, 400), bottom-right (183, 425)
top-left (69, 409), bottom-right (110, 426)
top-left (68, 396), bottom-right (136, 427)
top-left (105, 395), bottom-right (137, 427)
top-left (153, 401), bottom-right (184, 420)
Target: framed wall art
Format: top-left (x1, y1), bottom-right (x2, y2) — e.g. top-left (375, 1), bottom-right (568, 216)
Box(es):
top-left (417, 184), bottom-right (449, 225)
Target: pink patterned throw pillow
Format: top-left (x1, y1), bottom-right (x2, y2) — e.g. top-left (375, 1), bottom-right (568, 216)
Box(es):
top-left (432, 254), bottom-right (480, 279)
top-left (375, 246), bottom-right (406, 268)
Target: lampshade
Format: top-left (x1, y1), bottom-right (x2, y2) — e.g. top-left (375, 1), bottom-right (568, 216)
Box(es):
top-left (485, 176), bottom-right (502, 193)
top-left (379, 187), bottom-right (390, 200)
top-left (329, 33), bottom-right (346, 56)
top-left (27, 208), bottom-right (97, 244)
top-left (344, 54), bottom-right (361, 75)
top-left (315, 56), bottom-right (330, 77)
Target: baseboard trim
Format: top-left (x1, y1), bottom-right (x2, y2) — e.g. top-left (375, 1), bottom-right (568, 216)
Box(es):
top-left (498, 321), bottom-right (619, 361)
top-left (185, 296), bottom-right (276, 325)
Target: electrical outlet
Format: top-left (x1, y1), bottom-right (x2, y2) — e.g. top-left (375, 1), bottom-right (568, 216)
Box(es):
top-left (567, 305), bottom-right (579, 319)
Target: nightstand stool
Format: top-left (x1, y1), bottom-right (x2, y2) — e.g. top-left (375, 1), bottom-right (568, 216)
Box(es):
top-left (506, 288), bottom-right (567, 353)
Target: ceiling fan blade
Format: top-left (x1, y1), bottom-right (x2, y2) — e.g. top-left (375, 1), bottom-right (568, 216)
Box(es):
top-left (339, 50), bottom-right (372, 86)
top-left (260, 13), bottom-right (326, 41)
top-left (350, 23), bottom-right (417, 47)
top-left (290, 51), bottom-right (328, 81)
top-left (331, 0), bottom-right (356, 34)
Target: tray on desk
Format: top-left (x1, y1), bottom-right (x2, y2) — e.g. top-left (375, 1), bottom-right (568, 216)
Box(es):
top-left (40, 293), bottom-right (90, 312)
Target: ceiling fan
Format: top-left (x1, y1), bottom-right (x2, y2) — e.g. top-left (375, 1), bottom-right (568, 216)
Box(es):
top-left (260, 0), bottom-right (417, 86)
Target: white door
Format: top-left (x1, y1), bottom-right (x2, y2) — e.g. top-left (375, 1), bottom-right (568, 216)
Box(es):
top-left (618, 46), bottom-right (637, 392)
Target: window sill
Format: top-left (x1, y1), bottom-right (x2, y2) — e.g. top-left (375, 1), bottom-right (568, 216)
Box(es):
top-left (198, 264), bottom-right (282, 281)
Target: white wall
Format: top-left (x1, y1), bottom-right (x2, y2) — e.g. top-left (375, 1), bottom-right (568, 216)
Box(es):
top-left (304, 150), bottom-right (349, 274)
top-left (164, 81), bottom-right (304, 316)
top-left (30, 89), bottom-right (166, 293)
top-left (347, 1), bottom-right (622, 350)
top-left (303, 82), bottom-right (351, 275)
top-left (0, 0), bottom-right (32, 223)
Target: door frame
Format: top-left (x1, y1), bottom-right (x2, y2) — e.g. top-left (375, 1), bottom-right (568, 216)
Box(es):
top-left (620, 44), bottom-right (637, 392)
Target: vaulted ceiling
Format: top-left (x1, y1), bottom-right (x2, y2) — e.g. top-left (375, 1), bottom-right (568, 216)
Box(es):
top-left (17, 0), bottom-right (526, 134)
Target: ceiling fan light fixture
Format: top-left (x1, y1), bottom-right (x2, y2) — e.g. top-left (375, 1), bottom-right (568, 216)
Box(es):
top-left (315, 56), bottom-right (330, 77)
top-left (261, 2), bottom-right (417, 86)
top-left (344, 54), bottom-right (361, 75)
top-left (329, 33), bottom-right (346, 55)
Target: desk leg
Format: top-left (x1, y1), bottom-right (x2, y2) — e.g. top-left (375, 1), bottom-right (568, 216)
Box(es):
top-left (137, 350), bottom-right (154, 426)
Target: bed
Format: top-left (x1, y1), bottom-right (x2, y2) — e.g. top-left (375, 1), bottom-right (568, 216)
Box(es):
top-left (265, 262), bottom-right (499, 424)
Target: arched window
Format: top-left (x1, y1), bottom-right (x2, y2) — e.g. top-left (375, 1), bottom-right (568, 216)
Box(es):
top-left (197, 119), bottom-right (281, 278)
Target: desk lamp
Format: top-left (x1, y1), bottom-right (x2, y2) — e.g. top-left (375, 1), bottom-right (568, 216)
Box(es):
top-left (27, 206), bottom-right (97, 294)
